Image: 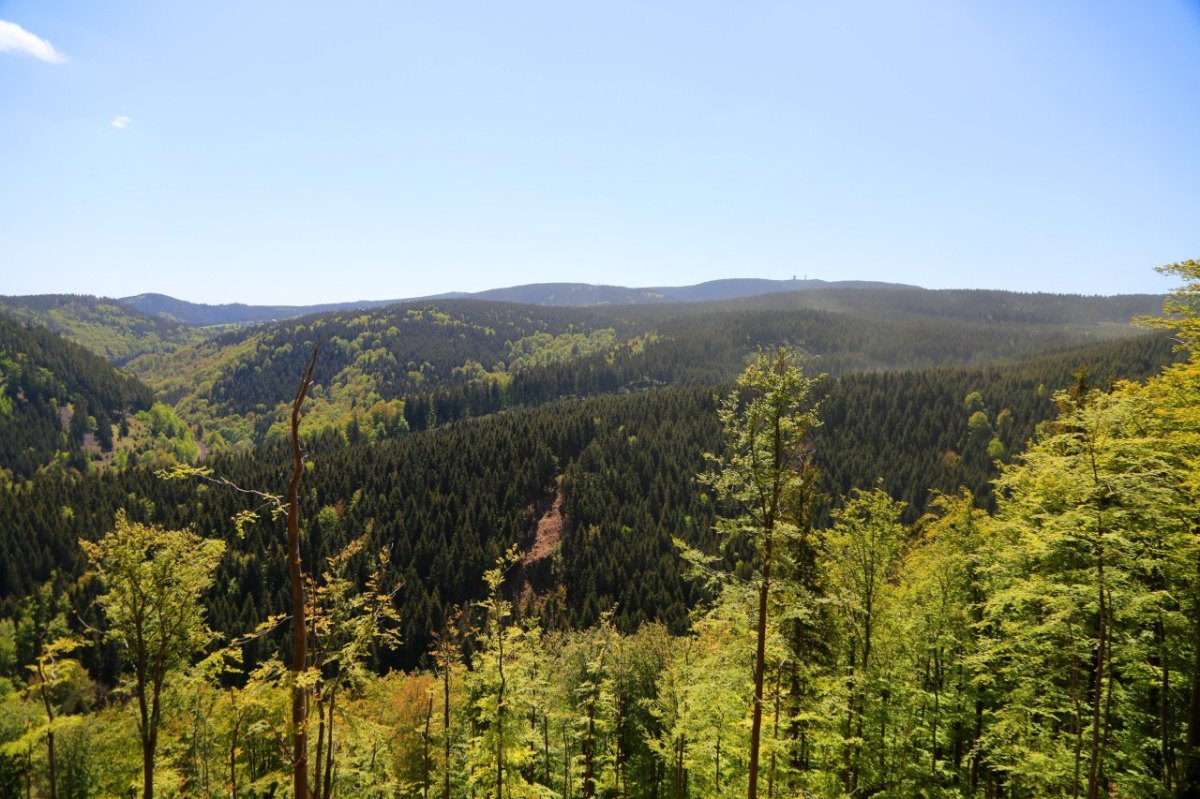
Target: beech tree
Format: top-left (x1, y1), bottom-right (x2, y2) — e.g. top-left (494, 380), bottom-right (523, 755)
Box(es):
top-left (82, 511), bottom-right (225, 799)
top-left (700, 347), bottom-right (822, 799)
top-left (820, 486), bottom-right (906, 795)
top-left (467, 550), bottom-right (539, 799)
top-left (979, 387), bottom-right (1193, 798)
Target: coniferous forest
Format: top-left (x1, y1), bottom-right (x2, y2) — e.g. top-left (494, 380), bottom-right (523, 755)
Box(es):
top-left (1, 270), bottom-right (1198, 799)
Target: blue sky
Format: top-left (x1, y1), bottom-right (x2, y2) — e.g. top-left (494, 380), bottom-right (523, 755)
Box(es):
top-left (1, 1), bottom-right (1197, 304)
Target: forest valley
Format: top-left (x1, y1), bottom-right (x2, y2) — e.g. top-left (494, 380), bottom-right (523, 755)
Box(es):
top-left (1, 262), bottom-right (1200, 799)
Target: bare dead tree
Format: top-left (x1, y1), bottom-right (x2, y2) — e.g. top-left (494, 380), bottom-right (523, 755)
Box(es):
top-left (289, 342), bottom-right (321, 799)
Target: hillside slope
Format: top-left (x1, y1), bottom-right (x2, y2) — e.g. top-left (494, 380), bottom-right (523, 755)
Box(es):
top-left (0, 294), bottom-right (203, 364)
top-left (0, 331), bottom-right (1176, 652)
top-left (115, 277), bottom-right (922, 324)
top-left (125, 291), bottom-right (1159, 449)
top-left (0, 315), bottom-right (156, 478)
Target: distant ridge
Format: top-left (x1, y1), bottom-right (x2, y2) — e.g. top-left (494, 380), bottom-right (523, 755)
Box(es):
top-left (119, 278), bottom-right (921, 324)
top-left (119, 293), bottom-right (402, 326)
top-left (645, 278), bottom-right (919, 304)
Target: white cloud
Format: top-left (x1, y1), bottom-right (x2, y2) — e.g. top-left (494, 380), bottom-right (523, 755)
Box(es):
top-left (111, 115), bottom-right (132, 130)
top-left (0, 19), bottom-right (66, 63)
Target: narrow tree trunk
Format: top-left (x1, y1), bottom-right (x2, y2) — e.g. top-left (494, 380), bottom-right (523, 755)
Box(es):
top-left (1068, 619), bottom-right (1085, 799)
top-left (543, 713), bottom-right (551, 787)
top-left (748, 533), bottom-right (771, 799)
top-left (444, 653), bottom-right (453, 799)
top-left (288, 343), bottom-right (320, 799)
top-left (230, 717), bottom-right (241, 799)
top-left (715, 716), bottom-right (722, 793)
top-left (616, 690), bottom-right (627, 799)
top-left (142, 735), bottom-right (155, 799)
top-left (1162, 633), bottom-right (1174, 790)
top-left (313, 696), bottom-right (326, 799)
top-left (674, 736), bottom-right (685, 799)
top-left (563, 725), bottom-right (571, 799)
top-left (1178, 576), bottom-right (1200, 799)
top-left (583, 692), bottom-right (597, 799)
top-left (931, 647), bottom-right (941, 777)
top-left (423, 694), bottom-right (433, 799)
top-left (322, 689), bottom-right (336, 799)
top-left (36, 663), bottom-right (57, 799)
top-left (496, 617), bottom-right (506, 799)
top-left (842, 645), bottom-right (856, 795)
top-left (768, 664), bottom-right (781, 799)
top-left (1086, 556), bottom-right (1107, 799)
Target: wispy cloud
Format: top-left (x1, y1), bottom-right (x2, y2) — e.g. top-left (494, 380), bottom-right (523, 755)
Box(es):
top-left (111, 115), bottom-right (133, 130)
top-left (0, 19), bottom-right (66, 63)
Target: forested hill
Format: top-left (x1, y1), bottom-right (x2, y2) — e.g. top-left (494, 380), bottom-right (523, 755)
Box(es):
top-left (460, 277), bottom-right (918, 305)
top-left (0, 330), bottom-right (1176, 655)
top-left (623, 285), bottom-right (1166, 325)
top-left (119, 292), bottom-right (404, 326)
top-left (122, 290), bottom-right (1160, 451)
top-left (0, 294), bottom-right (202, 364)
top-left (117, 278), bottom-right (919, 324)
top-left (0, 314), bottom-right (155, 478)
top-left (0, 279), bottom-right (1189, 798)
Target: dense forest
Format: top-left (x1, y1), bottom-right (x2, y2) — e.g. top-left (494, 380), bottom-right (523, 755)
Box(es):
top-left (0, 270), bottom-right (1196, 799)
top-left (0, 295), bottom-right (203, 364)
top-left (0, 314), bottom-right (156, 479)
top-left (119, 290), bottom-right (1159, 449)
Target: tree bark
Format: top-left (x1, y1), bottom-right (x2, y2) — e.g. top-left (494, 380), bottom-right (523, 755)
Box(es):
top-left (288, 342), bottom-right (321, 799)
top-left (748, 536), bottom-right (771, 799)
top-left (1086, 554), bottom-right (1107, 799)
top-left (35, 660), bottom-right (57, 799)
top-left (1177, 579), bottom-right (1200, 799)
top-left (444, 644), bottom-right (453, 799)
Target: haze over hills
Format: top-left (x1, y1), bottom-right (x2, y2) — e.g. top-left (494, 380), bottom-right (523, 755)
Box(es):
top-left (448, 277), bottom-right (922, 307)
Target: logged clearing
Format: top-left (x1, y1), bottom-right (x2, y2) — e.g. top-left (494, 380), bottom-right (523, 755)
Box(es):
top-left (524, 489), bottom-right (564, 564)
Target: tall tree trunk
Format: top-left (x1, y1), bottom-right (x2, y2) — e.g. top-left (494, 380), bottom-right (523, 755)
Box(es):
top-left (288, 343), bottom-right (321, 799)
top-left (768, 664), bottom-right (781, 799)
top-left (715, 715), bottom-right (722, 793)
top-left (142, 734), bottom-right (155, 799)
top-left (423, 694), bottom-right (433, 799)
top-left (583, 693), bottom-right (597, 799)
top-left (322, 690), bottom-right (336, 799)
top-left (496, 616), bottom-right (506, 799)
top-left (673, 736), bottom-right (685, 799)
top-left (748, 533), bottom-right (772, 799)
top-left (543, 713), bottom-right (551, 787)
top-left (444, 651), bottom-right (453, 799)
top-left (230, 717), bottom-right (241, 799)
top-left (313, 695), bottom-right (326, 799)
top-left (1086, 556), bottom-right (1107, 799)
top-left (1179, 575), bottom-right (1200, 799)
top-left (616, 690), bottom-right (627, 799)
top-left (36, 664), bottom-right (57, 799)
top-left (842, 645), bottom-right (856, 795)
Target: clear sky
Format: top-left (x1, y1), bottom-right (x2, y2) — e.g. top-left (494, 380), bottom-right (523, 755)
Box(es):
top-left (1, 1), bottom-right (1197, 304)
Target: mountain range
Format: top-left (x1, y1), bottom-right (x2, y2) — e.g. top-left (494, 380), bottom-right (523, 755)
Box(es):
top-left (118, 278), bottom-right (917, 325)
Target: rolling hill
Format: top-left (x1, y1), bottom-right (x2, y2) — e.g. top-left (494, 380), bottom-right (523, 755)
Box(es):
top-left (116, 278), bottom-right (921, 325)
top-left (0, 294), bottom-right (203, 364)
top-left (0, 314), bottom-right (156, 478)
top-left (121, 289), bottom-right (1162, 450)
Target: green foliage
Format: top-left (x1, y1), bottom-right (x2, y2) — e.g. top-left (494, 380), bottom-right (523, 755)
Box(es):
top-left (0, 314), bottom-right (154, 478)
top-left (82, 511), bottom-right (225, 799)
top-left (1137, 257), bottom-right (1200, 349)
top-left (0, 294), bottom-right (201, 365)
top-left (0, 275), bottom-right (1195, 798)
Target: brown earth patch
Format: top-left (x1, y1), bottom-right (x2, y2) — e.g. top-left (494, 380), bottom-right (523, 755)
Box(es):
top-left (523, 488), bottom-right (564, 565)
